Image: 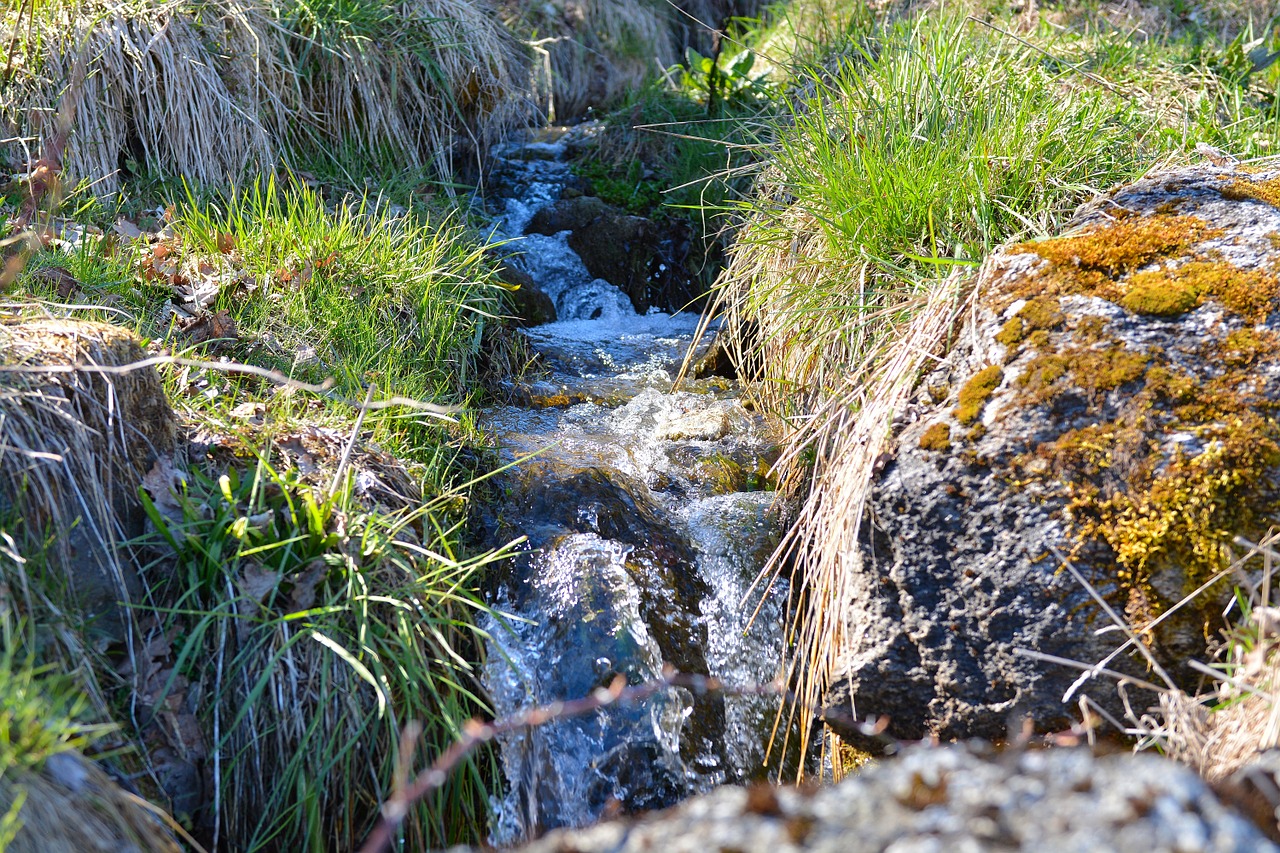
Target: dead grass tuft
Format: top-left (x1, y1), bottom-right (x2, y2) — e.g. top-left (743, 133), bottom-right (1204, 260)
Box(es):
top-left (0, 753), bottom-right (183, 853)
top-left (1, 0), bottom-right (536, 193)
top-left (0, 315), bottom-right (176, 644)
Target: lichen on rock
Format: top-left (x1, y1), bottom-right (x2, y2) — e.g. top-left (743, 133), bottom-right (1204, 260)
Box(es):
top-left (826, 165), bottom-right (1280, 744)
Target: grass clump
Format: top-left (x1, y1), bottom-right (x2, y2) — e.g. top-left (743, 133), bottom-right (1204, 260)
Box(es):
top-left (705, 0), bottom-right (1280, 760)
top-left (3, 174), bottom-right (518, 847)
top-left (11, 176), bottom-right (509, 470)
top-left (135, 452), bottom-right (511, 850)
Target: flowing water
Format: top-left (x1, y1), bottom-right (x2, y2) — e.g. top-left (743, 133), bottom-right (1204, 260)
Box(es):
top-left (479, 126), bottom-right (790, 844)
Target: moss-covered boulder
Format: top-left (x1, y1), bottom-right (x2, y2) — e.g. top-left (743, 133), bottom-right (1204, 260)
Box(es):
top-left (828, 166), bottom-right (1280, 743)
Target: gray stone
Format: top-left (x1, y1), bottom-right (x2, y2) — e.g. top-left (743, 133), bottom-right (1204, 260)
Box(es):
top-left (527, 196), bottom-right (658, 312)
top-left (471, 743), bottom-right (1276, 853)
top-left (495, 259), bottom-right (557, 326)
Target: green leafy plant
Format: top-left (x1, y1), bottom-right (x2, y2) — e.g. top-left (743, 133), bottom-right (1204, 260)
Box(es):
top-left (681, 46), bottom-right (773, 112)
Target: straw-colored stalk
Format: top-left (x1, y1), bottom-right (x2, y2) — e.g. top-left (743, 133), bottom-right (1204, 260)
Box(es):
top-left (709, 191), bottom-right (973, 764)
top-left (1146, 600), bottom-right (1280, 784)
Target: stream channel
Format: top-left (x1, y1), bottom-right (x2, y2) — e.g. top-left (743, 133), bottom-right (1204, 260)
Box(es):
top-left (476, 125), bottom-right (792, 843)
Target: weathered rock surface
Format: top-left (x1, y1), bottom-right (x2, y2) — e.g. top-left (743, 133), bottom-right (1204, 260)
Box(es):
top-left (527, 196), bottom-right (658, 312)
top-left (827, 166), bottom-right (1280, 741)
top-left (473, 743), bottom-right (1276, 853)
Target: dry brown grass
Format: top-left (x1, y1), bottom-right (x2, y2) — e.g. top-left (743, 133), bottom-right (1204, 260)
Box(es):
top-left (0, 754), bottom-right (184, 853)
top-left (0, 314), bottom-right (188, 851)
top-left (0, 0), bottom-right (536, 192)
top-left (707, 191), bottom-right (975, 762)
top-left (0, 314), bottom-right (176, 648)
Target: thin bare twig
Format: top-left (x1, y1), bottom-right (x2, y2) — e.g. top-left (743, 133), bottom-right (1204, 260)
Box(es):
top-left (357, 667), bottom-right (890, 853)
top-left (0, 356), bottom-right (459, 417)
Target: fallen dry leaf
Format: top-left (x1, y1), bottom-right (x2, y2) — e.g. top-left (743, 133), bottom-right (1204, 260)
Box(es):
top-left (238, 562), bottom-right (282, 608)
top-left (140, 456), bottom-right (188, 528)
top-left (217, 232), bottom-right (236, 254)
top-left (31, 265), bottom-right (78, 298)
top-left (288, 560), bottom-right (329, 612)
top-left (113, 217), bottom-right (144, 241)
top-left (179, 310), bottom-right (239, 345)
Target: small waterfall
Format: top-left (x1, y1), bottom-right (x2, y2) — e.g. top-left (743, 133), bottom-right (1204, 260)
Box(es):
top-left (480, 126), bottom-right (790, 844)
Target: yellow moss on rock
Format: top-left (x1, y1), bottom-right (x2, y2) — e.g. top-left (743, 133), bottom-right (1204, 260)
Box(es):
top-left (1018, 344), bottom-right (1149, 404)
top-left (1119, 269), bottom-right (1202, 316)
top-left (955, 365), bottom-right (1004, 426)
top-left (1013, 324), bottom-right (1280, 614)
top-left (1121, 260), bottom-right (1280, 322)
top-left (1221, 175), bottom-right (1280, 208)
top-left (918, 422), bottom-right (952, 452)
top-left (1010, 214), bottom-right (1220, 299)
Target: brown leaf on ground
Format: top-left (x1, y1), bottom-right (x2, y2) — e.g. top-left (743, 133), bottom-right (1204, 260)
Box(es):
top-left (288, 560), bottom-right (329, 612)
top-left (0, 252), bottom-right (27, 290)
top-left (32, 265), bottom-right (79, 298)
top-left (113, 218), bottom-right (144, 242)
top-left (179, 310), bottom-right (239, 345)
top-left (229, 402), bottom-right (265, 424)
top-left (239, 562), bottom-right (282, 606)
top-left (140, 456), bottom-right (187, 528)
top-left (217, 232), bottom-right (236, 254)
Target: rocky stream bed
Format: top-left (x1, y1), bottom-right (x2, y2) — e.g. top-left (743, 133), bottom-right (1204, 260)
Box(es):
top-left (474, 125), bottom-right (792, 843)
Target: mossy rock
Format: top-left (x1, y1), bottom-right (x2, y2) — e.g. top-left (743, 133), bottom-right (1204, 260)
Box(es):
top-left (827, 165), bottom-right (1280, 745)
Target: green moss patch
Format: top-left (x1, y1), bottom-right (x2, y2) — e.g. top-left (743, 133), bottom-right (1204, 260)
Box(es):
top-left (955, 365), bottom-right (1004, 425)
top-left (1119, 269), bottom-right (1202, 316)
top-left (1121, 260), bottom-right (1280, 322)
top-left (1012, 325), bottom-right (1280, 618)
top-left (996, 296), bottom-right (1064, 348)
top-left (1018, 344), bottom-right (1149, 404)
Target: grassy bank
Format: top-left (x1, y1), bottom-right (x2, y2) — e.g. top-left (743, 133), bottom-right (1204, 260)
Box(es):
top-left (709, 0), bottom-right (1280, 763)
top-left (0, 167), bottom-right (524, 848)
top-left (0, 0), bottom-right (536, 193)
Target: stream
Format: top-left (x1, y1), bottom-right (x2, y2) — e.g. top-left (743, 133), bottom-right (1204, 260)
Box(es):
top-left (477, 125), bottom-right (792, 844)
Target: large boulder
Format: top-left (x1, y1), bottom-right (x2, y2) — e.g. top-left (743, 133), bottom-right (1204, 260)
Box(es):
top-left (828, 166), bottom-right (1280, 741)
top-left (475, 742), bottom-right (1277, 852)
